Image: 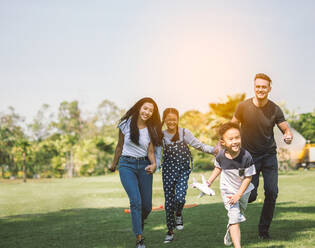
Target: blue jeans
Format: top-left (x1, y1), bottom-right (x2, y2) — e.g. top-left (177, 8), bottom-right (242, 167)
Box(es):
top-left (118, 156), bottom-right (153, 236)
top-left (248, 153), bottom-right (278, 233)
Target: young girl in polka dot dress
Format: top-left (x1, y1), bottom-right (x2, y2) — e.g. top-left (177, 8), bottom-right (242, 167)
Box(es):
top-left (161, 108), bottom-right (216, 243)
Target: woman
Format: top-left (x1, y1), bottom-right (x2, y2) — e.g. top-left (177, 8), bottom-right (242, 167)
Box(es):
top-left (109, 97), bottom-right (163, 248)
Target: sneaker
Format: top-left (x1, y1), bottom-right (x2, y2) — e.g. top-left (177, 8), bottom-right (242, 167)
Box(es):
top-left (224, 227), bottom-right (232, 246)
top-left (259, 232), bottom-right (271, 240)
top-left (136, 238), bottom-right (146, 248)
top-left (175, 215), bottom-right (184, 230)
top-left (164, 231), bottom-right (174, 243)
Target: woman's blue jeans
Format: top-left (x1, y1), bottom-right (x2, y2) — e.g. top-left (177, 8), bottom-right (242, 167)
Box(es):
top-left (119, 156), bottom-right (153, 236)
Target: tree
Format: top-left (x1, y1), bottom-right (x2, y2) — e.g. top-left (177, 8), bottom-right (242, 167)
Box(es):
top-left (54, 101), bottom-right (82, 177)
top-left (28, 104), bottom-right (54, 141)
top-left (209, 93), bottom-right (246, 119)
top-left (16, 138), bottom-right (31, 182)
top-left (0, 107), bottom-right (25, 178)
top-left (289, 111), bottom-right (315, 143)
top-left (96, 99), bottom-right (124, 127)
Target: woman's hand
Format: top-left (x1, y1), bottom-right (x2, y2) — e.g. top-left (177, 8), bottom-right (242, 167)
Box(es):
top-left (145, 164), bottom-right (156, 174)
top-left (108, 164), bottom-right (116, 172)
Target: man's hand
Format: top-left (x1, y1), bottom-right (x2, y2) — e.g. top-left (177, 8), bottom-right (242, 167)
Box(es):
top-left (145, 164), bottom-right (156, 174)
top-left (283, 133), bottom-right (293, 144)
top-left (227, 194), bottom-right (241, 205)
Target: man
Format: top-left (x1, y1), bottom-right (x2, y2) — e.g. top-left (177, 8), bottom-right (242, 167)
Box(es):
top-left (232, 73), bottom-right (293, 239)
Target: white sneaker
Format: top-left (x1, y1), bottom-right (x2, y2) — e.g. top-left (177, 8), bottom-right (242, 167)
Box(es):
top-left (224, 226), bottom-right (232, 246)
top-left (136, 238), bottom-right (146, 248)
top-left (175, 215), bottom-right (184, 230)
top-left (163, 232), bottom-right (174, 243)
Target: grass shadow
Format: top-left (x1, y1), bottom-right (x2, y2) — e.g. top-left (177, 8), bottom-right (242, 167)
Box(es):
top-left (0, 202), bottom-right (314, 248)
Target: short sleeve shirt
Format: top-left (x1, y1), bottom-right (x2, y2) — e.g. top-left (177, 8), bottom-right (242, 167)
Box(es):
top-left (234, 98), bottom-right (285, 156)
top-left (215, 148), bottom-right (256, 195)
top-left (119, 118), bottom-right (151, 158)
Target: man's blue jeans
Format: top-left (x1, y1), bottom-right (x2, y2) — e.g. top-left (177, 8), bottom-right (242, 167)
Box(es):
top-left (119, 156), bottom-right (153, 236)
top-left (248, 153), bottom-right (278, 233)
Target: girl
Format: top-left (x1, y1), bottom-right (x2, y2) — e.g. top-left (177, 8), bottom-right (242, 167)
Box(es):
top-left (109, 97), bottom-right (163, 248)
top-left (161, 108), bottom-right (216, 243)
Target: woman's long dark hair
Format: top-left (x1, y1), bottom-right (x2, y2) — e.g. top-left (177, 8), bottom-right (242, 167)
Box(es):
top-left (119, 97), bottom-right (163, 146)
top-left (162, 108), bottom-right (180, 142)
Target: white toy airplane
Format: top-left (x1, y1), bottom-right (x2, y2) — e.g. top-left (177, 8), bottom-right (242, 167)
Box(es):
top-left (191, 175), bottom-right (216, 198)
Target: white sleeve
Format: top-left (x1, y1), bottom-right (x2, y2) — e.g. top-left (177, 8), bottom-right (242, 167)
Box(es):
top-left (118, 119), bottom-right (129, 135)
top-left (245, 164), bottom-right (256, 177)
top-left (183, 129), bottom-right (214, 154)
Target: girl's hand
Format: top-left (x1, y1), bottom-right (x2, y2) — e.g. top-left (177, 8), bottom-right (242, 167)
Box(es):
top-left (227, 194), bottom-right (241, 205)
top-left (145, 164), bottom-right (156, 174)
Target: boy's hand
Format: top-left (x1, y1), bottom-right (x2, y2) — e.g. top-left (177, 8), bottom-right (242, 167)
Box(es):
top-left (145, 164), bottom-right (156, 174)
top-left (227, 194), bottom-right (241, 205)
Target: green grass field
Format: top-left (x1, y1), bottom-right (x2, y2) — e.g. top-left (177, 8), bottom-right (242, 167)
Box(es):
top-left (1, 170), bottom-right (315, 248)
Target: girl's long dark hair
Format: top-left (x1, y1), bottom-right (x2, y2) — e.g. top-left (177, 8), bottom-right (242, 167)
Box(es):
top-left (162, 108), bottom-right (180, 142)
top-left (119, 97), bottom-right (163, 146)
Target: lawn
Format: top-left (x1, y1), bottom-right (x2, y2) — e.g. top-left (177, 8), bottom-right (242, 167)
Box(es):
top-left (1, 170), bottom-right (315, 248)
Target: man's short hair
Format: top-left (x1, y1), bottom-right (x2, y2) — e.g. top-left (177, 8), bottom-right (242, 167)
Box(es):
top-left (254, 73), bottom-right (272, 84)
top-left (218, 122), bottom-right (240, 138)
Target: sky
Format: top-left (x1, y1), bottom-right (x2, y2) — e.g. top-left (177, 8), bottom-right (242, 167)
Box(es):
top-left (1, 0), bottom-right (314, 123)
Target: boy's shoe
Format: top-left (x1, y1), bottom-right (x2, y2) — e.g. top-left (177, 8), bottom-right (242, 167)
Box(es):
top-left (163, 231), bottom-right (174, 243)
top-left (136, 238), bottom-right (146, 248)
top-left (259, 231), bottom-right (271, 240)
top-left (175, 215), bottom-right (184, 230)
top-left (224, 227), bottom-right (232, 246)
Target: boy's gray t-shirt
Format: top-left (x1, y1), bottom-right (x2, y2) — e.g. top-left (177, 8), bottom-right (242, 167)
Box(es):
top-left (119, 119), bottom-right (151, 158)
top-left (215, 148), bottom-right (256, 195)
top-left (163, 128), bottom-right (214, 154)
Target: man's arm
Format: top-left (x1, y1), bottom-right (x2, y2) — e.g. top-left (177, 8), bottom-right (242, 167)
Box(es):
top-left (231, 115), bottom-right (240, 125)
top-left (277, 121), bottom-right (293, 144)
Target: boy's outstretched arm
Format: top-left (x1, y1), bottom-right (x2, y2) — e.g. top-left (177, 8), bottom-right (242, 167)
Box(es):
top-left (227, 176), bottom-right (252, 205)
top-left (207, 167), bottom-right (222, 186)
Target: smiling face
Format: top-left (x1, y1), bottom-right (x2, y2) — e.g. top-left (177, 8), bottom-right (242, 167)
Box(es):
top-left (164, 112), bottom-right (178, 131)
top-left (254, 78), bottom-right (271, 101)
top-left (139, 102), bottom-right (154, 122)
top-left (220, 128), bottom-right (241, 154)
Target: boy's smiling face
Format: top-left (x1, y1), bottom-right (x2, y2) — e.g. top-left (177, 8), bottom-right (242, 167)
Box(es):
top-left (220, 128), bottom-right (241, 154)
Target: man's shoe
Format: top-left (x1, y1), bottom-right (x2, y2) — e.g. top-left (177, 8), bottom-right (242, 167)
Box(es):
top-left (163, 231), bottom-right (174, 243)
top-left (259, 232), bottom-right (271, 240)
top-left (136, 238), bottom-right (146, 248)
top-left (224, 227), bottom-right (232, 246)
top-left (175, 215), bottom-right (184, 230)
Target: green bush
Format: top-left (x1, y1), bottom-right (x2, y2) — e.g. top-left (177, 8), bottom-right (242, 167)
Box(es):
top-left (193, 157), bottom-right (214, 170)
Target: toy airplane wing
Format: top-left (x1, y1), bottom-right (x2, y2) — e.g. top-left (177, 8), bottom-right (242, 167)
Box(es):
top-left (190, 176), bottom-right (215, 197)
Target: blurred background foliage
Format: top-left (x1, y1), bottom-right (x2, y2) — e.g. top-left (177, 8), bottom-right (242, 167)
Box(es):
top-left (0, 93), bottom-right (314, 179)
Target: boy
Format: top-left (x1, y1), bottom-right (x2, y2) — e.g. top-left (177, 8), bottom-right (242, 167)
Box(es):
top-left (207, 122), bottom-right (256, 248)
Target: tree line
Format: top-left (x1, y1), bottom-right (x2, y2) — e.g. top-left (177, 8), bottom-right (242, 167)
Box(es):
top-left (0, 94), bottom-right (314, 180)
